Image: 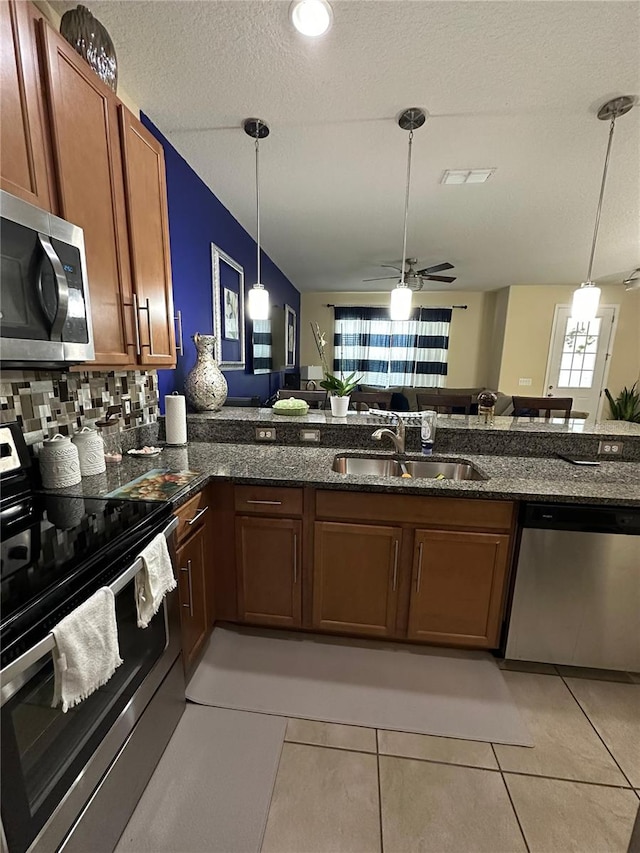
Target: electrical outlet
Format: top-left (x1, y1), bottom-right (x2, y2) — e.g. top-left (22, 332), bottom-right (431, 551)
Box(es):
top-left (598, 441), bottom-right (623, 455)
top-left (255, 428), bottom-right (276, 441)
top-left (300, 429), bottom-right (321, 443)
top-left (518, 378), bottom-right (532, 386)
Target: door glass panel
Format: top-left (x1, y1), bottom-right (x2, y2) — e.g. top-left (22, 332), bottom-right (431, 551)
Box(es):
top-left (560, 318), bottom-right (602, 388)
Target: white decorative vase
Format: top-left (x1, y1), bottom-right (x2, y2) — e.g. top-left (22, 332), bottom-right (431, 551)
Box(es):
top-left (330, 395), bottom-right (350, 417)
top-left (72, 426), bottom-right (106, 475)
top-left (184, 333), bottom-right (228, 412)
top-left (40, 434), bottom-right (82, 488)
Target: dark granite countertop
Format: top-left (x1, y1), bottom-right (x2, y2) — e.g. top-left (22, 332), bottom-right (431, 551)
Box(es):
top-left (51, 441), bottom-right (640, 508)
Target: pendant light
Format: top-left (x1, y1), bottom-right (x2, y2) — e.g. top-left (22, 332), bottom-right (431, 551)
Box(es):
top-left (390, 108), bottom-right (427, 321)
top-left (244, 118), bottom-right (271, 321)
top-left (571, 96), bottom-right (634, 321)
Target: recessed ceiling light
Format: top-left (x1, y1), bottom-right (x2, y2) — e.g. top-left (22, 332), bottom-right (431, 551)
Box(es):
top-left (290, 0), bottom-right (333, 37)
top-left (441, 169), bottom-right (496, 185)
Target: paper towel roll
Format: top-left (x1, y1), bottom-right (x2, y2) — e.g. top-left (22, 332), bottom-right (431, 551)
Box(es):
top-left (165, 394), bottom-right (187, 445)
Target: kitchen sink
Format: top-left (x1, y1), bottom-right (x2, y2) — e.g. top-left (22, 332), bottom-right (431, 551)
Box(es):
top-left (331, 454), bottom-right (487, 481)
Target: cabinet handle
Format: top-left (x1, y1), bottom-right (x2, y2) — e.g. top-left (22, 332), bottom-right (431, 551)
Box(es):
top-left (392, 539), bottom-right (399, 591)
top-left (187, 506), bottom-right (209, 526)
top-left (246, 499), bottom-right (282, 505)
top-left (124, 294), bottom-right (142, 355)
top-left (137, 297), bottom-right (154, 355)
top-left (293, 533), bottom-right (298, 584)
top-left (416, 542), bottom-right (424, 593)
top-left (174, 310), bottom-right (184, 356)
top-left (180, 559), bottom-right (194, 617)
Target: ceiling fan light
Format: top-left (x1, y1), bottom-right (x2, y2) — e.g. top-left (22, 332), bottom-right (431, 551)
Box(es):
top-left (390, 284), bottom-right (412, 321)
top-left (571, 282), bottom-right (601, 322)
top-left (248, 283), bottom-right (270, 320)
top-left (289, 0), bottom-right (333, 36)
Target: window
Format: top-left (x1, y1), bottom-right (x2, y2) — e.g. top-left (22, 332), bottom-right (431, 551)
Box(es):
top-left (333, 306), bottom-right (451, 387)
top-left (558, 317), bottom-right (601, 389)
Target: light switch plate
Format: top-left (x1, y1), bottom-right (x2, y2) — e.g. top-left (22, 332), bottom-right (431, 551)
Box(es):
top-left (598, 441), bottom-right (623, 455)
top-left (300, 429), bottom-right (321, 443)
top-left (518, 378), bottom-right (532, 386)
top-left (255, 427), bottom-right (276, 441)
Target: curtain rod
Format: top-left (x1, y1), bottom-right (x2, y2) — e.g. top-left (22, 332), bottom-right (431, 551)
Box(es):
top-left (325, 303), bottom-right (468, 310)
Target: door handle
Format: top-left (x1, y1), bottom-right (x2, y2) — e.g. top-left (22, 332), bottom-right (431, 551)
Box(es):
top-left (37, 233), bottom-right (69, 341)
top-left (174, 310), bottom-right (184, 356)
top-left (293, 533), bottom-right (298, 584)
top-left (415, 542), bottom-right (424, 593)
top-left (137, 297), bottom-right (154, 355)
top-left (187, 506), bottom-right (209, 526)
top-left (126, 293), bottom-right (142, 355)
top-left (392, 539), bottom-right (399, 591)
top-left (180, 559), bottom-right (194, 617)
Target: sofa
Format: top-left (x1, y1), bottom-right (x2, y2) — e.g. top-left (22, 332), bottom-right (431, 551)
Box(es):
top-left (359, 385), bottom-right (512, 416)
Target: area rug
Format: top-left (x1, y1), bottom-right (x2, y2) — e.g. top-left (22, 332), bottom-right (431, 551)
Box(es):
top-left (186, 627), bottom-right (532, 746)
top-left (114, 705), bottom-right (286, 853)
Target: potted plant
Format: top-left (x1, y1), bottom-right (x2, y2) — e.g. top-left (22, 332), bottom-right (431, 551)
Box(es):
top-left (310, 322), bottom-right (362, 416)
top-left (604, 383), bottom-right (640, 423)
top-left (320, 371), bottom-right (361, 417)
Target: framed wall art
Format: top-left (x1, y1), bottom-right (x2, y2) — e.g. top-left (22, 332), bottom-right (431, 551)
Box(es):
top-left (285, 304), bottom-right (296, 368)
top-left (211, 243), bottom-right (245, 370)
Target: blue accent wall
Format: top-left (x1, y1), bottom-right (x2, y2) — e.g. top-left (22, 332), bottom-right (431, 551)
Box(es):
top-left (141, 113), bottom-right (301, 410)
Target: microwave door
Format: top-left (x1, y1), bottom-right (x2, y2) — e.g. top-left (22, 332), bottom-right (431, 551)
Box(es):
top-left (36, 233), bottom-right (69, 342)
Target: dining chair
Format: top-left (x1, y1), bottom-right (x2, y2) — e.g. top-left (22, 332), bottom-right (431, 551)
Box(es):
top-left (416, 393), bottom-right (474, 415)
top-left (511, 396), bottom-right (573, 419)
top-left (349, 391), bottom-right (394, 412)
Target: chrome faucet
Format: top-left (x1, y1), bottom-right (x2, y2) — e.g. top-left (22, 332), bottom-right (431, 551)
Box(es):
top-left (372, 414), bottom-right (406, 455)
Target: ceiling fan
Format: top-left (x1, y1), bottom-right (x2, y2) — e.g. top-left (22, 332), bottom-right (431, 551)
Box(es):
top-left (364, 259), bottom-right (456, 291)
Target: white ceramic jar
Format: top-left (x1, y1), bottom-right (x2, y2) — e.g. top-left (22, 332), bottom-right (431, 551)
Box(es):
top-left (39, 434), bottom-right (82, 488)
top-left (72, 426), bottom-right (106, 475)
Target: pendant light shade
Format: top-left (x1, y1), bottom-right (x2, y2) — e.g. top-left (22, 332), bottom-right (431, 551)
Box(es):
top-left (390, 284), bottom-right (413, 321)
top-left (389, 108), bottom-right (427, 321)
top-left (571, 96), bottom-right (634, 321)
top-left (244, 118), bottom-right (271, 321)
top-left (571, 282), bottom-right (601, 322)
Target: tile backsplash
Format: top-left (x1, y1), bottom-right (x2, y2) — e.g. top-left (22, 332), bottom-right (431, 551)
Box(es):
top-left (0, 369), bottom-right (159, 446)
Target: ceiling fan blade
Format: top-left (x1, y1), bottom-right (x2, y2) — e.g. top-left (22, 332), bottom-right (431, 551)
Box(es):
top-left (363, 276), bottom-right (399, 282)
top-left (423, 275), bottom-right (457, 283)
top-left (417, 262), bottom-right (454, 275)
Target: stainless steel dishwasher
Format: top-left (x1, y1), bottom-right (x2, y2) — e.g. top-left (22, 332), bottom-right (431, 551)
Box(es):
top-left (506, 503), bottom-right (640, 672)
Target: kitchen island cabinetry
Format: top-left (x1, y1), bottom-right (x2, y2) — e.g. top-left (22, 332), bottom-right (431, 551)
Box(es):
top-left (174, 489), bottom-right (214, 674)
top-left (0, 0), bottom-right (55, 210)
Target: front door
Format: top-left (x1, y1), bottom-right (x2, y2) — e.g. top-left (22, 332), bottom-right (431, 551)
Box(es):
top-left (544, 305), bottom-right (617, 418)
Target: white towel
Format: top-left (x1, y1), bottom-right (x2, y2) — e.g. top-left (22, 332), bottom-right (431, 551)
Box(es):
top-left (135, 532), bottom-right (176, 629)
top-left (51, 587), bottom-right (123, 713)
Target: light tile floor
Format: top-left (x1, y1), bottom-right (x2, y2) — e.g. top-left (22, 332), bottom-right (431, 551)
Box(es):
top-left (262, 662), bottom-right (640, 853)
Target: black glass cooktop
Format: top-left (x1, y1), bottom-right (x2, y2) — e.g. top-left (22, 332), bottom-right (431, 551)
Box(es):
top-left (0, 491), bottom-right (172, 668)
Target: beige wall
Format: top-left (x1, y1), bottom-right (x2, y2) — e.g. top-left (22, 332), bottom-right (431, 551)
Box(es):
top-left (300, 290), bottom-right (492, 388)
top-left (33, 0), bottom-right (140, 115)
top-left (495, 283), bottom-right (640, 406)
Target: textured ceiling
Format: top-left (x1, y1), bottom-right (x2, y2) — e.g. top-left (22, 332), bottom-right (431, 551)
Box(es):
top-left (52, 0), bottom-right (640, 293)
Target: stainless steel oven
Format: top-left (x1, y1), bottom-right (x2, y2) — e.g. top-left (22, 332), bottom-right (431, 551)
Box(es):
top-left (1, 516), bottom-right (185, 853)
top-left (0, 190), bottom-right (94, 365)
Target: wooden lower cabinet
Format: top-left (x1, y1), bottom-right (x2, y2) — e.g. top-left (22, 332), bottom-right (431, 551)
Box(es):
top-left (407, 529), bottom-right (511, 648)
top-left (313, 521), bottom-right (401, 637)
top-left (236, 515), bottom-right (302, 627)
top-left (176, 521), bottom-right (209, 672)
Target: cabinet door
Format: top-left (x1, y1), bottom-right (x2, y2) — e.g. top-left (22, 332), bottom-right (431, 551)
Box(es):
top-left (313, 521), bottom-right (401, 637)
top-left (236, 516), bottom-right (301, 627)
top-left (176, 524), bottom-right (209, 673)
top-left (0, 0), bottom-right (54, 210)
top-left (40, 21), bottom-right (134, 366)
top-left (119, 106), bottom-right (176, 367)
top-left (408, 530), bottom-right (510, 648)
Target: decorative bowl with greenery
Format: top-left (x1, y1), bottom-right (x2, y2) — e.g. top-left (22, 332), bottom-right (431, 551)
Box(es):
top-left (604, 383), bottom-right (640, 423)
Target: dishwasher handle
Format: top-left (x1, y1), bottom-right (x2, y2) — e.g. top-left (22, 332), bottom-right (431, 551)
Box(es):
top-left (521, 502), bottom-right (640, 535)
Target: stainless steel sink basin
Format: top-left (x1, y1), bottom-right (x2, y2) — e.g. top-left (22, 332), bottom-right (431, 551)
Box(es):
top-left (332, 454), bottom-right (487, 481)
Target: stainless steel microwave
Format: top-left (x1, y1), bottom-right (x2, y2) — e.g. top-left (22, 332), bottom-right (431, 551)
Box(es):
top-left (0, 190), bottom-right (94, 365)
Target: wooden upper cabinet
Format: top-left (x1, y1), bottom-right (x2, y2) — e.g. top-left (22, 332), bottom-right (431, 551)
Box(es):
top-left (39, 21), bottom-right (134, 366)
top-left (0, 0), bottom-right (55, 209)
top-left (119, 106), bottom-right (176, 367)
top-left (407, 529), bottom-right (511, 648)
top-left (236, 515), bottom-right (302, 628)
top-left (313, 521), bottom-right (401, 637)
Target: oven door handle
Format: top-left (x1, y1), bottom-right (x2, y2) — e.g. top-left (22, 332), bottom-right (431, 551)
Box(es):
top-left (0, 516), bottom-right (179, 692)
